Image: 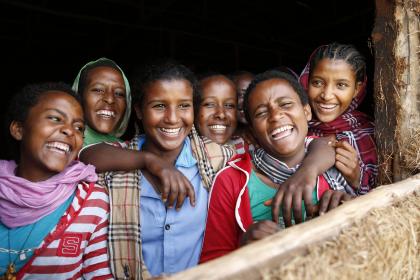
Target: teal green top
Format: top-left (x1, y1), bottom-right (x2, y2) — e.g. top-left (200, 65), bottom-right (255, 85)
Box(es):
top-left (83, 126), bottom-right (121, 147)
top-left (0, 193), bottom-right (75, 275)
top-left (248, 170), bottom-right (318, 228)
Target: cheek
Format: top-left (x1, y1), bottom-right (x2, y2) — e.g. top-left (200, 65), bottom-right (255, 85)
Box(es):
top-left (82, 94), bottom-right (98, 111)
top-left (184, 109), bottom-right (195, 126)
top-left (118, 99), bottom-right (127, 111)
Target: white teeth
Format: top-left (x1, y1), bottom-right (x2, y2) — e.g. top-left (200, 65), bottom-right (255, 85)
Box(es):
top-left (209, 125), bottom-right (227, 131)
top-left (46, 142), bottom-right (70, 153)
top-left (271, 125), bottom-right (293, 137)
top-left (97, 110), bottom-right (115, 118)
top-left (318, 103), bottom-right (337, 109)
top-left (160, 127), bottom-right (181, 136)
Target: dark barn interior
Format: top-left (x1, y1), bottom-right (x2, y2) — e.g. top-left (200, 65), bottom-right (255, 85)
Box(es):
top-left (0, 0), bottom-right (376, 156)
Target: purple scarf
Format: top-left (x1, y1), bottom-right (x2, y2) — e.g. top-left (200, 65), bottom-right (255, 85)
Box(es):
top-left (0, 160), bottom-right (98, 228)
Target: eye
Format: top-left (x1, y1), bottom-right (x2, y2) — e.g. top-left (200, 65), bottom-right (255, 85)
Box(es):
top-left (280, 102), bottom-right (293, 108)
top-left (152, 104), bottom-right (165, 109)
top-left (115, 91), bottom-right (126, 98)
top-left (224, 103), bottom-right (236, 109)
top-left (179, 103), bottom-right (192, 109)
top-left (337, 82), bottom-right (349, 89)
top-left (74, 124), bottom-right (85, 133)
top-left (311, 80), bottom-right (323, 87)
top-left (203, 102), bottom-right (215, 108)
top-left (92, 88), bottom-right (104, 93)
top-left (255, 110), bottom-right (267, 118)
top-left (48, 115), bottom-right (61, 122)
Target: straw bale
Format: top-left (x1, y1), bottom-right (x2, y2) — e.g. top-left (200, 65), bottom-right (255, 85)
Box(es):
top-left (264, 192), bottom-right (420, 280)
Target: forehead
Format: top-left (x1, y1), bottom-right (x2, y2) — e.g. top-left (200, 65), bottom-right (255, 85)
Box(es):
top-left (313, 58), bottom-right (356, 78)
top-left (144, 79), bottom-right (193, 101)
top-left (201, 76), bottom-right (236, 97)
top-left (250, 78), bottom-right (299, 103)
top-left (86, 66), bottom-right (123, 80)
top-left (32, 91), bottom-right (82, 114)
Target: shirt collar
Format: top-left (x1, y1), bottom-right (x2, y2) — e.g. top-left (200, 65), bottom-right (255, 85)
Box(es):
top-left (137, 135), bottom-right (197, 168)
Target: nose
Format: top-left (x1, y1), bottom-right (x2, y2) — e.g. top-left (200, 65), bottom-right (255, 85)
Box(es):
top-left (320, 84), bottom-right (334, 100)
top-left (164, 106), bottom-right (179, 124)
top-left (102, 90), bottom-right (115, 104)
top-left (214, 105), bottom-right (226, 120)
top-left (268, 106), bottom-right (284, 122)
top-left (60, 123), bottom-right (75, 136)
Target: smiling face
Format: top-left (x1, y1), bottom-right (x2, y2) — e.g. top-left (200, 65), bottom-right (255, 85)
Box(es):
top-left (308, 58), bottom-right (362, 123)
top-left (10, 91), bottom-right (84, 181)
top-left (82, 66), bottom-right (126, 134)
top-left (248, 78), bottom-right (311, 167)
top-left (233, 73), bottom-right (253, 124)
top-left (196, 75), bottom-right (238, 144)
top-left (135, 79), bottom-right (194, 160)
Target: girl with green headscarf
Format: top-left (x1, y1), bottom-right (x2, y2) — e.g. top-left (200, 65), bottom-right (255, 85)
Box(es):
top-left (72, 57), bottom-right (132, 146)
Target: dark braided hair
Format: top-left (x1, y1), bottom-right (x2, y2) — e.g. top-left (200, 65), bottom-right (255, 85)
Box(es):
top-left (243, 70), bottom-right (308, 125)
top-left (309, 43), bottom-right (366, 83)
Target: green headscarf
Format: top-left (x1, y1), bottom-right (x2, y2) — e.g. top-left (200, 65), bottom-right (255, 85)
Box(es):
top-left (72, 57), bottom-right (132, 146)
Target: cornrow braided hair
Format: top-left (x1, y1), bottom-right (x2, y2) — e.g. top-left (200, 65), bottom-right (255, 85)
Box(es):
top-left (309, 43), bottom-right (366, 82)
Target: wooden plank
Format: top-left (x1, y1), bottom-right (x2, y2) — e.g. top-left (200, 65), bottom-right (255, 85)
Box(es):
top-left (168, 174), bottom-right (420, 280)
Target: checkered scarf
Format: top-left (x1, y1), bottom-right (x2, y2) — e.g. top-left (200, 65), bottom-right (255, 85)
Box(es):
top-left (251, 137), bottom-right (355, 195)
top-left (99, 126), bottom-right (234, 279)
top-left (299, 45), bottom-right (378, 194)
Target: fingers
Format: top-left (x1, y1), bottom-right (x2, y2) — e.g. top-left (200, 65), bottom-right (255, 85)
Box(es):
top-left (160, 176), bottom-right (170, 203)
top-left (264, 199), bottom-right (272, 207)
top-left (318, 190), bottom-right (332, 215)
top-left (319, 191), bottom-right (353, 215)
top-left (328, 191), bottom-right (343, 211)
top-left (172, 174), bottom-right (196, 210)
top-left (271, 188), bottom-right (284, 224)
top-left (244, 221), bottom-right (279, 244)
top-left (292, 189), bottom-right (303, 224)
top-left (302, 186), bottom-right (315, 219)
top-left (282, 191), bottom-right (293, 227)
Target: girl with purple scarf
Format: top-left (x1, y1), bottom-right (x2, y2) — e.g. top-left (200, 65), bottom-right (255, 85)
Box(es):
top-left (0, 82), bottom-right (112, 279)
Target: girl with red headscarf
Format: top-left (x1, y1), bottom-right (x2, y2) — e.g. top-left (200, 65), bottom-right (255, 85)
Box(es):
top-left (300, 43), bottom-right (378, 194)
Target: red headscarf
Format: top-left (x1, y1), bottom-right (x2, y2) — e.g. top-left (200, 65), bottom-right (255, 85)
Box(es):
top-left (299, 45), bottom-right (378, 194)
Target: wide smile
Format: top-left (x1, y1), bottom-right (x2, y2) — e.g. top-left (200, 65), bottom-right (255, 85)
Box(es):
top-left (159, 127), bottom-right (182, 138)
top-left (270, 125), bottom-right (294, 140)
top-left (315, 102), bottom-right (338, 113)
top-left (45, 141), bottom-right (72, 155)
top-left (208, 124), bottom-right (228, 134)
top-left (96, 109), bottom-right (116, 119)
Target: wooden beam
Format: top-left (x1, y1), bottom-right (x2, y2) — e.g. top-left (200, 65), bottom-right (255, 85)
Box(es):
top-left (167, 174), bottom-right (420, 280)
top-left (373, 0), bottom-right (420, 184)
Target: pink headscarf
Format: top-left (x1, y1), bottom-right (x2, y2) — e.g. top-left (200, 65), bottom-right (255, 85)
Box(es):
top-left (299, 45), bottom-right (378, 194)
top-left (0, 160), bottom-right (98, 228)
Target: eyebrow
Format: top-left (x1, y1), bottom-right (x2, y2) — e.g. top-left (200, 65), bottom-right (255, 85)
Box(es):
top-left (253, 103), bottom-right (267, 112)
top-left (45, 108), bottom-right (84, 123)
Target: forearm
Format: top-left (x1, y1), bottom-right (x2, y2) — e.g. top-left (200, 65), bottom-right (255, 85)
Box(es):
top-left (301, 137), bottom-right (335, 175)
top-left (79, 143), bottom-right (149, 172)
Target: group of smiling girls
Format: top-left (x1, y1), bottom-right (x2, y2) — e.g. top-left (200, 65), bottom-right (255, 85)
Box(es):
top-left (0, 42), bottom-right (377, 279)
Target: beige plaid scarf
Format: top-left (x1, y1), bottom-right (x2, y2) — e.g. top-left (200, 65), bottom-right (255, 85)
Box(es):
top-left (99, 126), bottom-right (234, 279)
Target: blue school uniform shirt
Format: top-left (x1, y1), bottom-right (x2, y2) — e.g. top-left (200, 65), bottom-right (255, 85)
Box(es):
top-left (138, 136), bottom-right (208, 276)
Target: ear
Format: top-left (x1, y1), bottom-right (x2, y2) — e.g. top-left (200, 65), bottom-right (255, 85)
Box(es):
top-left (134, 103), bottom-right (143, 121)
top-left (303, 104), bottom-right (312, 122)
top-left (354, 81), bottom-right (363, 98)
top-left (10, 120), bottom-right (24, 141)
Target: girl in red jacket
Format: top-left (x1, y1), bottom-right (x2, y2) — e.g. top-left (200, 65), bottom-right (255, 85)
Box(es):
top-left (200, 70), bottom-right (354, 263)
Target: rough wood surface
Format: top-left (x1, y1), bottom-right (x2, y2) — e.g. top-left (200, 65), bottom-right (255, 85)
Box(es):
top-left (167, 174), bottom-right (420, 280)
top-left (373, 0), bottom-right (420, 184)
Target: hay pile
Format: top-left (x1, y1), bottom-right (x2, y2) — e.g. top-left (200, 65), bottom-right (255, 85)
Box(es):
top-left (264, 192), bottom-right (420, 280)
